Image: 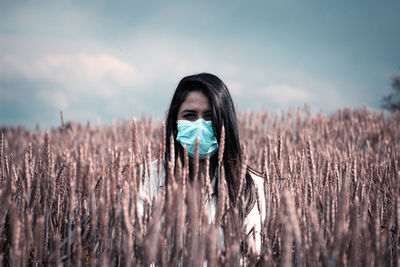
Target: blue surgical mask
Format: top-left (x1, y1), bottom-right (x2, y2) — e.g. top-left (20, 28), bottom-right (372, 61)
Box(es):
top-left (176, 119), bottom-right (219, 159)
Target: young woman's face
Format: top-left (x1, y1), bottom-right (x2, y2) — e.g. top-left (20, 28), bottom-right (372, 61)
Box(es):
top-left (177, 91), bottom-right (212, 121)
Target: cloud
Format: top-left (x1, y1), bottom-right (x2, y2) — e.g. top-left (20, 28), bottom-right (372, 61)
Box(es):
top-left (0, 34), bottom-right (219, 127)
top-left (40, 89), bottom-right (69, 110)
top-left (0, 32), bottom-right (354, 128)
top-left (1, 52), bottom-right (138, 96)
top-left (261, 84), bottom-right (313, 105)
top-left (72, 54), bottom-right (136, 86)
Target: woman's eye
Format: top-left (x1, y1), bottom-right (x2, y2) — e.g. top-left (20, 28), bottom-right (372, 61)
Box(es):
top-left (184, 114), bottom-right (195, 119)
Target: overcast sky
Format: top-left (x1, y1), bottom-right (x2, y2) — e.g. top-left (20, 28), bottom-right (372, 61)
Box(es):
top-left (1, 0), bottom-right (399, 129)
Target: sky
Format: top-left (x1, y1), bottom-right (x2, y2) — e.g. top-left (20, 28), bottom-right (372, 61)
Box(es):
top-left (1, 0), bottom-right (400, 129)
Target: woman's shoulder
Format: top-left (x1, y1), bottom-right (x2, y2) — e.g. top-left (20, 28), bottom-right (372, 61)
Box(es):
top-left (247, 167), bottom-right (264, 187)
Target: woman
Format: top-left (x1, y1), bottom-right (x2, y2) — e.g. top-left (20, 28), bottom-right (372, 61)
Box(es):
top-left (140, 73), bottom-right (265, 254)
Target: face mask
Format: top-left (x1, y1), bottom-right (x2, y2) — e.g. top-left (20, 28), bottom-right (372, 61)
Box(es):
top-left (176, 119), bottom-right (219, 159)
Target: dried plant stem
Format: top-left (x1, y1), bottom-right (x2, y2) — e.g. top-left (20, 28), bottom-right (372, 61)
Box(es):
top-left (0, 107), bottom-right (398, 266)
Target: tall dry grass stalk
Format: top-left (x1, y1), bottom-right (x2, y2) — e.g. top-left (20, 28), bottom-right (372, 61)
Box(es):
top-left (0, 107), bottom-right (399, 265)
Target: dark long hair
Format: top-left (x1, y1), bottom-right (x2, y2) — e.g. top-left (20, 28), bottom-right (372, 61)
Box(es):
top-left (165, 73), bottom-right (256, 216)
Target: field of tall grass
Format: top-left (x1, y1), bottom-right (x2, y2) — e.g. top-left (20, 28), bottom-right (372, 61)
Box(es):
top-left (0, 107), bottom-right (399, 266)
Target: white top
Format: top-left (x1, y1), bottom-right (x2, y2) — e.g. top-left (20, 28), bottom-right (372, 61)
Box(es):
top-left (138, 160), bottom-right (266, 254)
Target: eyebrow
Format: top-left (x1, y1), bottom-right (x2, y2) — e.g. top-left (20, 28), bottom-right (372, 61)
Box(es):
top-left (181, 109), bottom-right (197, 113)
top-left (181, 109), bottom-right (212, 113)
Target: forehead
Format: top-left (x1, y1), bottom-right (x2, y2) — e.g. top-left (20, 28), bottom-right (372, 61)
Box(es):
top-left (179, 91), bottom-right (210, 111)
